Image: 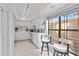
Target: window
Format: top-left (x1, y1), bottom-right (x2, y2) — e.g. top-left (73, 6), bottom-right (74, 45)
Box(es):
top-left (49, 16), bottom-right (59, 43)
top-left (48, 11), bottom-right (79, 55)
top-left (66, 12), bottom-right (79, 53)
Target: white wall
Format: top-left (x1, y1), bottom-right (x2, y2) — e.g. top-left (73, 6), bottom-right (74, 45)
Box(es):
top-left (0, 4), bottom-right (14, 56)
top-left (2, 8), bottom-right (8, 56)
top-left (31, 18), bottom-right (42, 29)
top-left (15, 20), bottom-right (31, 41)
top-left (0, 8), bottom-right (2, 56)
top-left (31, 17), bottom-right (46, 29)
top-left (14, 17), bottom-right (48, 41)
top-left (8, 12), bottom-right (15, 56)
top-left (15, 20), bottom-right (31, 29)
top-left (31, 17), bottom-right (48, 34)
top-left (15, 17), bottom-right (47, 31)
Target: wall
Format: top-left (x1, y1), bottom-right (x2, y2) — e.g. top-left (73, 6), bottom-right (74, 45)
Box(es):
top-left (31, 17), bottom-right (48, 34)
top-left (2, 8), bottom-right (8, 56)
top-left (31, 17), bottom-right (46, 29)
top-left (0, 4), bottom-right (14, 56)
top-left (15, 20), bottom-right (31, 41)
top-left (8, 12), bottom-right (15, 56)
top-left (0, 8), bottom-right (2, 56)
top-left (15, 17), bottom-right (48, 32)
top-left (15, 20), bottom-right (31, 29)
top-left (14, 17), bottom-right (48, 41)
top-left (31, 18), bottom-right (42, 29)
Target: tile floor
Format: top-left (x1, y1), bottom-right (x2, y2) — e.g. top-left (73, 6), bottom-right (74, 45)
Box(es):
top-left (14, 40), bottom-right (75, 56)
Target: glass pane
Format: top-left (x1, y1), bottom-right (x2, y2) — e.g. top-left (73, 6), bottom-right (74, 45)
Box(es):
top-left (53, 17), bottom-right (59, 29)
top-left (61, 15), bottom-right (65, 29)
top-left (49, 19), bottom-right (53, 29)
top-left (49, 16), bottom-right (59, 44)
top-left (67, 31), bottom-right (79, 52)
top-left (49, 31), bottom-right (59, 43)
top-left (61, 15), bottom-right (68, 29)
top-left (61, 15), bottom-right (67, 39)
top-left (49, 16), bottom-right (59, 29)
top-left (61, 31), bottom-right (67, 38)
top-left (67, 12), bottom-right (79, 29)
top-left (67, 12), bottom-right (79, 54)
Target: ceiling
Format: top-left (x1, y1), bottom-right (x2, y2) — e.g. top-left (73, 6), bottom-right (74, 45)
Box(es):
top-left (3, 3), bottom-right (77, 21)
top-left (3, 3), bottom-right (50, 21)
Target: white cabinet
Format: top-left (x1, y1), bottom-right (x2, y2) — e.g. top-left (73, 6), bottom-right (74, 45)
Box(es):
top-left (32, 33), bottom-right (44, 48)
top-left (15, 31), bottom-right (30, 41)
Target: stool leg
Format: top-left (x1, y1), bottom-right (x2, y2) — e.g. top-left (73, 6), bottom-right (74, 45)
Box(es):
top-left (67, 53), bottom-right (69, 56)
top-left (41, 43), bottom-right (44, 54)
top-left (57, 52), bottom-right (58, 56)
top-left (61, 53), bottom-right (63, 56)
top-left (47, 43), bottom-right (49, 56)
top-left (64, 53), bottom-right (66, 56)
top-left (53, 50), bottom-right (56, 56)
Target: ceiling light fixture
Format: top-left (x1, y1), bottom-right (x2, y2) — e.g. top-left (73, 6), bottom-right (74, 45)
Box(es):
top-left (23, 3), bottom-right (29, 17)
top-left (21, 3), bottom-right (29, 20)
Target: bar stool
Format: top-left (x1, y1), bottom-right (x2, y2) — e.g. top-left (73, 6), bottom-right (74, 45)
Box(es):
top-left (53, 43), bottom-right (69, 56)
top-left (53, 38), bottom-right (72, 56)
top-left (41, 35), bottom-right (51, 56)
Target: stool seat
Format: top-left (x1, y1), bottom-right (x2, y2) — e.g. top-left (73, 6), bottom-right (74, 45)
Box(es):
top-left (42, 38), bottom-right (50, 42)
top-left (53, 38), bottom-right (72, 56)
top-left (42, 40), bottom-right (50, 43)
top-left (53, 44), bottom-right (67, 53)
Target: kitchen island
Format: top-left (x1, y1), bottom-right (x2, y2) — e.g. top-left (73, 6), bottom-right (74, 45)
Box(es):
top-left (31, 32), bottom-right (44, 48)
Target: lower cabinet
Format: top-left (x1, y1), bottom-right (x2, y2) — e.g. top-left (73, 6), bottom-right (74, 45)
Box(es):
top-left (32, 33), bottom-right (44, 48)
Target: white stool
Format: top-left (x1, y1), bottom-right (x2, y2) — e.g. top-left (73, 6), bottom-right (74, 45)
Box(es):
top-left (53, 44), bottom-right (68, 56)
top-left (41, 34), bottom-right (51, 56)
top-left (53, 38), bottom-right (72, 56)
